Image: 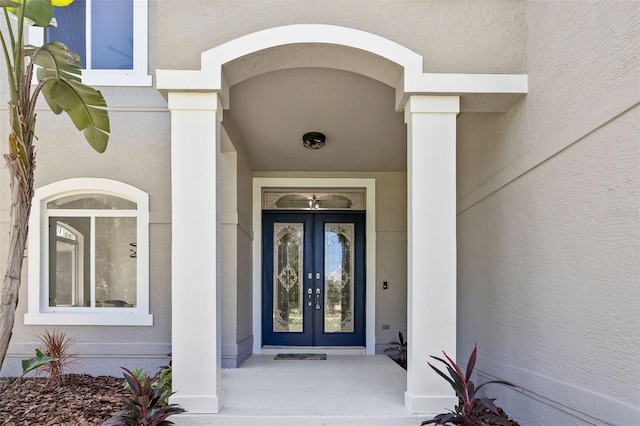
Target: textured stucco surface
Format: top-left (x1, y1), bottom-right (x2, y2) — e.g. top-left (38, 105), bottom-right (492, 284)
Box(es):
top-left (456, 1), bottom-right (640, 424)
top-left (157, 0), bottom-right (526, 75)
top-left (219, 139), bottom-right (255, 367)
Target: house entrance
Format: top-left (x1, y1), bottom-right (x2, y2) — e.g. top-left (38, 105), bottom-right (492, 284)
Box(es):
top-left (262, 211), bottom-right (365, 346)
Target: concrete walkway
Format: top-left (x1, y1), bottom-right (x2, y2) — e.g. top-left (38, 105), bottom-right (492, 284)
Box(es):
top-left (174, 354), bottom-right (424, 425)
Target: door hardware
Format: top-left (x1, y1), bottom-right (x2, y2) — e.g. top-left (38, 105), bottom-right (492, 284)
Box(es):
top-left (315, 288), bottom-right (321, 310)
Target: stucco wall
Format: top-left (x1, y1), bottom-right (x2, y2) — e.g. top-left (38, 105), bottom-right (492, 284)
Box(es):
top-left (0, 88), bottom-right (173, 376)
top-left (156, 0), bottom-right (526, 75)
top-left (456, 1), bottom-right (639, 424)
top-left (236, 147), bottom-right (254, 352)
top-left (219, 131), bottom-right (254, 368)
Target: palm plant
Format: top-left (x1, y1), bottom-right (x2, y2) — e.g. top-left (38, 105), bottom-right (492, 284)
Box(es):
top-left (0, 0), bottom-right (110, 369)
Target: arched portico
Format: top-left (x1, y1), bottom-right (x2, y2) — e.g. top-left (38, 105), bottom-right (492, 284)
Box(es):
top-left (156, 24), bottom-right (527, 415)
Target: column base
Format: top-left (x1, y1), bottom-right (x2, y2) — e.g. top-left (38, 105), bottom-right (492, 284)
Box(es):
top-left (404, 392), bottom-right (457, 414)
top-left (170, 393), bottom-right (224, 414)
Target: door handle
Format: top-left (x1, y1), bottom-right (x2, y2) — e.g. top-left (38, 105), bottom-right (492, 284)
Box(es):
top-left (315, 288), bottom-right (321, 310)
top-left (307, 288), bottom-right (312, 306)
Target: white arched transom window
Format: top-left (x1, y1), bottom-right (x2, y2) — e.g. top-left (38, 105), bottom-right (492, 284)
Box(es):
top-left (26, 178), bottom-right (152, 325)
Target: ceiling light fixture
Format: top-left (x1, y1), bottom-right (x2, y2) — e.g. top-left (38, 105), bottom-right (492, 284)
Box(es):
top-left (302, 132), bottom-right (326, 149)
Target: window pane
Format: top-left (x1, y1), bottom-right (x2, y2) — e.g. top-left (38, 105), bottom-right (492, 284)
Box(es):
top-left (273, 223), bottom-right (304, 332)
top-left (49, 217), bottom-right (89, 307)
top-left (48, 194), bottom-right (136, 210)
top-left (57, 223), bottom-right (77, 241)
top-left (91, 0), bottom-right (133, 70)
top-left (45, 0), bottom-right (86, 68)
top-left (95, 217), bottom-right (137, 308)
top-left (324, 223), bottom-right (354, 333)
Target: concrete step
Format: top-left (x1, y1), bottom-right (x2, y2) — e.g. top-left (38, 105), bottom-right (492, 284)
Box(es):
top-left (173, 414), bottom-right (424, 425)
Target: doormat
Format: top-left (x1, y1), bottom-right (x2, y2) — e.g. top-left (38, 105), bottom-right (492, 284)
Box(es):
top-left (274, 353), bottom-right (327, 360)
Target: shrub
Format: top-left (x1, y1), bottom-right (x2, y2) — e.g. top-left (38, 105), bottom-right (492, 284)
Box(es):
top-left (17, 330), bottom-right (75, 388)
top-left (153, 364), bottom-right (172, 404)
top-left (384, 331), bottom-right (407, 369)
top-left (103, 367), bottom-right (185, 426)
top-left (422, 344), bottom-right (515, 426)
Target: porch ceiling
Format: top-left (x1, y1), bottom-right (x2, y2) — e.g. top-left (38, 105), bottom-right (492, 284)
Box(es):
top-left (222, 67), bottom-right (408, 172)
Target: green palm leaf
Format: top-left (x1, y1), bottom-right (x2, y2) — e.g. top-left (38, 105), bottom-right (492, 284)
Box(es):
top-left (0, 1), bottom-right (21, 9)
top-left (41, 78), bottom-right (110, 152)
top-left (7, 0), bottom-right (54, 27)
top-left (13, 349), bottom-right (58, 384)
top-left (30, 42), bottom-right (82, 83)
top-left (29, 41), bottom-right (110, 152)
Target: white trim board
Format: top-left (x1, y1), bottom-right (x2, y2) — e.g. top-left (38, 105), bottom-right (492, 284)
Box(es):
top-left (252, 178), bottom-right (377, 355)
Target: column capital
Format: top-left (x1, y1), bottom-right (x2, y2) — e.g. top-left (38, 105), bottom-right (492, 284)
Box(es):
top-left (167, 91), bottom-right (222, 112)
top-left (405, 95), bottom-right (460, 115)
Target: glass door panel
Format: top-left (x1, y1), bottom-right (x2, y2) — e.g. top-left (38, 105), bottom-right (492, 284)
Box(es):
top-left (262, 211), bottom-right (365, 347)
top-left (324, 223), bottom-right (354, 333)
top-left (273, 223), bottom-right (304, 332)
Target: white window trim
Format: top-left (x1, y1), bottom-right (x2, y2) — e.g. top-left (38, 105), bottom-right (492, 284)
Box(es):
top-left (25, 178), bottom-right (153, 326)
top-left (28, 0), bottom-right (152, 87)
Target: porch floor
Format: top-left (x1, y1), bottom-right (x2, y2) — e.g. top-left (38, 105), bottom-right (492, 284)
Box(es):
top-left (174, 354), bottom-right (424, 425)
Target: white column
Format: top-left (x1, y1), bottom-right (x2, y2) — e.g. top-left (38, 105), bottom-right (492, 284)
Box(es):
top-left (405, 95), bottom-right (459, 413)
top-left (167, 92), bottom-right (223, 413)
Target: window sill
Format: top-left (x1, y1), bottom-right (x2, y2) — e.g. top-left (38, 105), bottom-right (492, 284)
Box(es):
top-left (81, 71), bottom-right (153, 87)
top-left (24, 312), bottom-right (153, 326)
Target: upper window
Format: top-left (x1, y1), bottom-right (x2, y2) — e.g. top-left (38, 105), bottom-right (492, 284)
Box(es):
top-left (29, 0), bottom-right (151, 86)
top-left (26, 179), bottom-right (152, 325)
top-left (263, 190), bottom-right (366, 210)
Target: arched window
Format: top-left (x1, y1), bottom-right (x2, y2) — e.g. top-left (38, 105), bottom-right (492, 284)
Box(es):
top-left (26, 179), bottom-right (152, 325)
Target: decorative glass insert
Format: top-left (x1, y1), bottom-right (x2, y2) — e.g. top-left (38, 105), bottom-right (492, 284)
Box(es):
top-left (47, 194), bottom-right (136, 210)
top-left (273, 223), bottom-right (304, 332)
top-left (263, 190), bottom-right (365, 210)
top-left (324, 223), bottom-right (355, 333)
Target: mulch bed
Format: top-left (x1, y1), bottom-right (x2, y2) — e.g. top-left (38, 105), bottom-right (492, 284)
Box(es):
top-left (0, 374), bottom-right (127, 426)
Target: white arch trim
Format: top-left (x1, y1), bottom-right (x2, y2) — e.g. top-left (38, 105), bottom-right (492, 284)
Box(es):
top-left (156, 24), bottom-right (527, 112)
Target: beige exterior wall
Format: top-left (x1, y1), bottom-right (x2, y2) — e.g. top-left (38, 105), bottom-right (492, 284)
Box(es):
top-left (156, 0), bottom-right (526, 75)
top-left (220, 128), bottom-right (254, 367)
top-left (1, 1), bottom-right (637, 423)
top-left (457, 1), bottom-right (639, 424)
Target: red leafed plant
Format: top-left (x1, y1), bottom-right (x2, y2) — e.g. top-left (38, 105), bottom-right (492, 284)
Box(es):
top-left (422, 344), bottom-right (516, 426)
top-left (16, 329), bottom-right (76, 388)
top-left (36, 329), bottom-right (76, 386)
top-left (102, 367), bottom-right (185, 426)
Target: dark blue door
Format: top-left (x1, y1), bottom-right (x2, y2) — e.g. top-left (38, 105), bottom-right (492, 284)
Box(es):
top-left (263, 211), bottom-right (365, 347)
